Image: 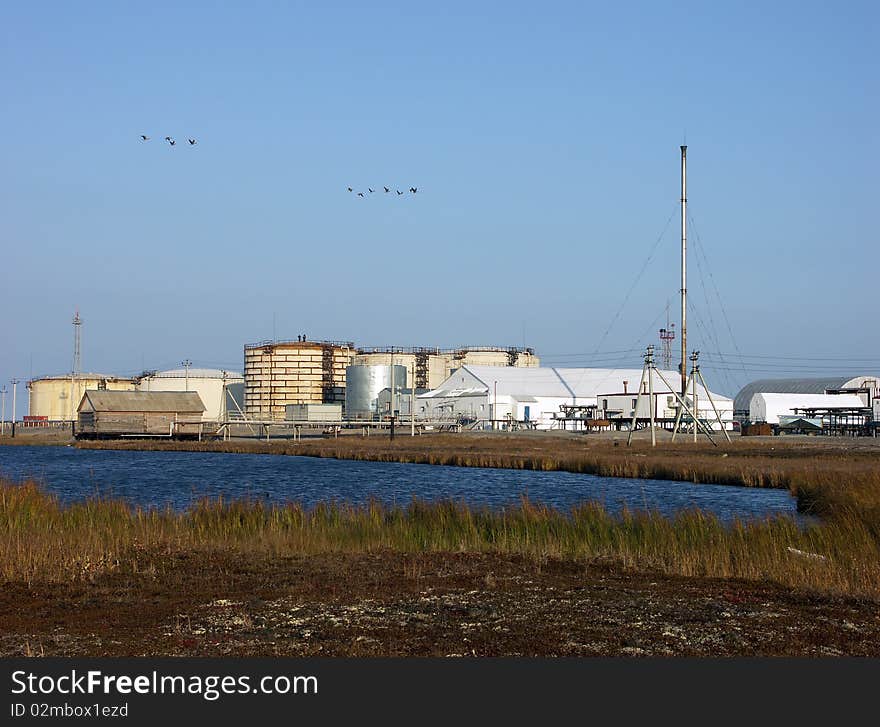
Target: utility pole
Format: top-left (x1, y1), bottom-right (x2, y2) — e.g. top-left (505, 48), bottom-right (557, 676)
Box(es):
top-left (181, 359), bottom-right (192, 392)
top-left (389, 347), bottom-right (394, 441)
top-left (72, 309), bottom-right (82, 375)
top-left (221, 370), bottom-right (228, 422)
top-left (389, 347), bottom-right (394, 416)
top-left (680, 145), bottom-right (688, 396)
top-left (71, 309), bottom-right (82, 422)
top-left (0, 386), bottom-right (6, 436)
top-left (11, 378), bottom-right (19, 438)
top-left (494, 380), bottom-right (498, 431)
top-left (410, 361), bottom-right (415, 437)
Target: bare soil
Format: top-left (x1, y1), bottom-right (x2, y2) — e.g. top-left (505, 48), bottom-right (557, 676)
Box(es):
top-left (2, 551), bottom-right (878, 657)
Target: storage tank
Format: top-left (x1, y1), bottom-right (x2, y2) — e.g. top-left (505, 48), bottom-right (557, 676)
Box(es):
top-left (345, 365), bottom-right (408, 419)
top-left (352, 347), bottom-right (539, 390)
top-left (137, 368), bottom-right (243, 421)
top-left (244, 339), bottom-right (356, 421)
top-left (28, 374), bottom-right (138, 421)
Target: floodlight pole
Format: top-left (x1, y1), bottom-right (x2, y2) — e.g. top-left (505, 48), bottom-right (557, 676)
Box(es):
top-left (692, 351), bottom-right (699, 443)
top-left (696, 361), bottom-right (732, 443)
top-left (627, 347), bottom-right (652, 447)
top-left (181, 359), bottom-right (192, 392)
top-left (647, 346), bottom-right (656, 447)
top-left (680, 145), bottom-right (688, 397)
top-left (654, 365), bottom-right (717, 446)
top-left (11, 378), bottom-right (19, 438)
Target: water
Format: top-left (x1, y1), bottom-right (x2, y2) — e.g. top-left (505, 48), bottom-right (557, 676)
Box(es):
top-left (0, 446), bottom-right (803, 524)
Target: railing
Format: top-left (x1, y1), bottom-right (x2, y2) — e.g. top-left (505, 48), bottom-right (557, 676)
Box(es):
top-left (244, 339), bottom-right (356, 350)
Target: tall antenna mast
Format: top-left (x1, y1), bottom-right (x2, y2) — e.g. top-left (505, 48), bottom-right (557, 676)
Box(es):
top-left (659, 301), bottom-right (675, 370)
top-left (72, 309), bottom-right (82, 375)
top-left (680, 145), bottom-right (687, 396)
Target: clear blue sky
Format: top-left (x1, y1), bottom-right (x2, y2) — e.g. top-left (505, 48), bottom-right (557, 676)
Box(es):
top-left (1, 1), bottom-right (877, 401)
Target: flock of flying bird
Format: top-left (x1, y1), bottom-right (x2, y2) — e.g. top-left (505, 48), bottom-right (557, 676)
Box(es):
top-left (138, 136), bottom-right (422, 198)
top-left (139, 135), bottom-right (197, 146)
top-left (348, 186), bottom-right (418, 197)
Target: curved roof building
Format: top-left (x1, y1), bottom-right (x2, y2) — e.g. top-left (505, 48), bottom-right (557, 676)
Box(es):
top-left (734, 376), bottom-right (880, 415)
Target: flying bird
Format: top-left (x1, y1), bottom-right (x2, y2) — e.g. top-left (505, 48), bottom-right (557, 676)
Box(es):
top-left (140, 135), bottom-right (150, 141)
top-left (188, 138), bottom-right (197, 145)
top-left (357, 192), bottom-right (364, 197)
top-left (397, 190), bottom-right (403, 195)
top-left (384, 186), bottom-right (390, 193)
top-left (165, 136), bottom-right (172, 141)
top-left (410, 187), bottom-right (418, 193)
top-left (347, 187), bottom-right (353, 192)
top-left (368, 188), bottom-right (374, 193)
top-left (168, 139), bottom-right (176, 146)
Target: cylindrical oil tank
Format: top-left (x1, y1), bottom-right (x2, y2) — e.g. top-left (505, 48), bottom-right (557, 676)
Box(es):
top-left (243, 340), bottom-right (356, 421)
top-left (345, 365), bottom-right (408, 418)
top-left (28, 374), bottom-right (138, 421)
top-left (137, 368), bottom-right (243, 421)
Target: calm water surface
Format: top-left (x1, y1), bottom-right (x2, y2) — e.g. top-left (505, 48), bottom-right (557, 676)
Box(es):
top-left (0, 446), bottom-right (803, 524)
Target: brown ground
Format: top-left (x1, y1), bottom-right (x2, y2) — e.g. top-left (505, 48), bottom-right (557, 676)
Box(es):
top-left (2, 551), bottom-right (878, 657)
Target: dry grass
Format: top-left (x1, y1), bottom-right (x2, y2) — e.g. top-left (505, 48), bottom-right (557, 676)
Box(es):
top-left (3, 477), bottom-right (879, 599)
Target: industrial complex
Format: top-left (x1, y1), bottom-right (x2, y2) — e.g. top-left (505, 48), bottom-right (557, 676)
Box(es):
top-left (8, 310), bottom-right (877, 440)
top-left (6, 148), bottom-right (877, 440)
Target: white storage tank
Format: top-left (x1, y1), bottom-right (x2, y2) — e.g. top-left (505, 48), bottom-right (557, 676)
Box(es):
top-left (137, 368), bottom-right (243, 421)
top-left (28, 374), bottom-right (138, 421)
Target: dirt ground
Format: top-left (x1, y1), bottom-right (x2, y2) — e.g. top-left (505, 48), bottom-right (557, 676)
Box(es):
top-left (2, 551), bottom-right (878, 657)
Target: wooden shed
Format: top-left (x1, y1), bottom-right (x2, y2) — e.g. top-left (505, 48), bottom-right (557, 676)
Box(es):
top-left (76, 390), bottom-right (206, 438)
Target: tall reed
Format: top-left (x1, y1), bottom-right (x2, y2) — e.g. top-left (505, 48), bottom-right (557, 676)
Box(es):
top-left (2, 478), bottom-right (878, 599)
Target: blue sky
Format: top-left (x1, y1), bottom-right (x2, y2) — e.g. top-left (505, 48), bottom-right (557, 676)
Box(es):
top-left (1, 1), bottom-right (876, 400)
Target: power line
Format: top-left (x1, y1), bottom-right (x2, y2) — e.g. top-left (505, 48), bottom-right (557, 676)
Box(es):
top-left (589, 206), bottom-right (678, 357)
top-left (688, 211), bottom-right (749, 382)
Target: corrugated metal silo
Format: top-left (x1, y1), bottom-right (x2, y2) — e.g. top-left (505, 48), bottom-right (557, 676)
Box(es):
top-left (345, 365), bottom-right (408, 419)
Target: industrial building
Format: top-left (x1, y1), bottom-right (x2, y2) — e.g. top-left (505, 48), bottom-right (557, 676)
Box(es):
top-left (28, 374), bottom-right (138, 421)
top-left (284, 403), bottom-right (343, 422)
top-left (76, 390), bottom-right (205, 438)
top-left (748, 393), bottom-right (867, 425)
top-left (377, 387), bottom-right (430, 418)
top-left (734, 376), bottom-right (880, 422)
top-left (243, 339), bottom-right (356, 420)
top-left (137, 368), bottom-right (243, 421)
top-left (351, 347), bottom-right (539, 391)
top-left (243, 341), bottom-right (539, 421)
top-left (418, 365), bottom-right (733, 431)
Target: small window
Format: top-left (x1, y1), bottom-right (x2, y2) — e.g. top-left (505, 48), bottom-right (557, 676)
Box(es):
top-left (602, 399), bottom-right (608, 410)
top-left (632, 399), bottom-right (637, 409)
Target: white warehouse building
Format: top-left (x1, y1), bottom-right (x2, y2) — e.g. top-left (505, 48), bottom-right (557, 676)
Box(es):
top-left (136, 368), bottom-right (244, 421)
top-left (418, 365), bottom-right (733, 430)
top-left (748, 393), bottom-right (866, 425)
